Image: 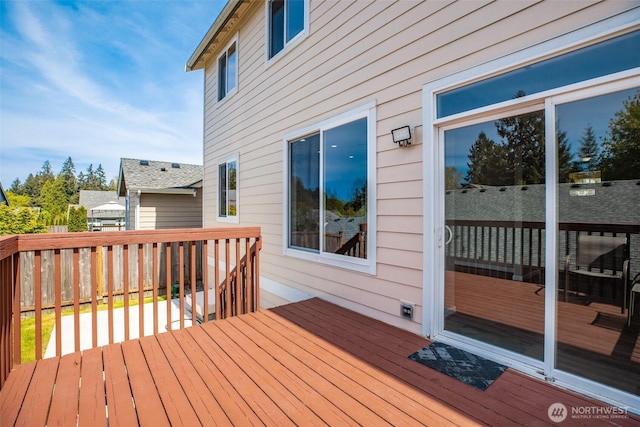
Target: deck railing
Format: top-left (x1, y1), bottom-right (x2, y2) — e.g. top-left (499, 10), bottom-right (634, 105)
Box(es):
top-left (0, 227), bottom-right (261, 390)
top-left (445, 220), bottom-right (639, 286)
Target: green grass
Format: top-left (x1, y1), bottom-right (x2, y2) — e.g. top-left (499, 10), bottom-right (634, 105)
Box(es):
top-left (20, 295), bottom-right (167, 363)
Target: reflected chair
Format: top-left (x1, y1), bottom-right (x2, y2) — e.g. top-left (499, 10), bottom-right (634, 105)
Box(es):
top-left (564, 234), bottom-right (629, 313)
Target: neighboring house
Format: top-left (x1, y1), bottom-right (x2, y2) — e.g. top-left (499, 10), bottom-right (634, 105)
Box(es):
top-left (117, 158), bottom-right (203, 230)
top-left (0, 182), bottom-right (8, 206)
top-left (76, 190), bottom-right (126, 231)
top-left (187, 1), bottom-right (640, 410)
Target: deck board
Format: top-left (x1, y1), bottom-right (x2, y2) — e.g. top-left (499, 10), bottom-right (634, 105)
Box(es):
top-left (0, 359), bottom-right (35, 425)
top-left (251, 310), bottom-right (456, 426)
top-left (170, 329), bottom-right (259, 426)
top-left (15, 356), bottom-right (59, 426)
top-left (47, 352), bottom-right (81, 426)
top-left (121, 341), bottom-right (169, 427)
top-left (154, 332), bottom-right (229, 426)
top-left (77, 347), bottom-right (107, 427)
top-left (137, 336), bottom-right (202, 426)
top-left (102, 343), bottom-right (139, 426)
top-left (222, 317), bottom-right (361, 426)
top-left (1, 297), bottom-right (639, 426)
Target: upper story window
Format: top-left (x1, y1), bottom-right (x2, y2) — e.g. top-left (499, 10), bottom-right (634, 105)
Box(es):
top-left (218, 154), bottom-right (238, 222)
top-left (285, 103), bottom-right (376, 274)
top-left (218, 37), bottom-right (238, 101)
top-left (268, 0), bottom-right (307, 60)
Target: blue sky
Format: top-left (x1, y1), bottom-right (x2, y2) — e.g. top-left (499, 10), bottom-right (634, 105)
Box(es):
top-left (0, 0), bottom-right (226, 187)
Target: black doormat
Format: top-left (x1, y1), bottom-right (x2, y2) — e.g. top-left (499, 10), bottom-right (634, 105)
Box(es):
top-left (408, 342), bottom-right (507, 391)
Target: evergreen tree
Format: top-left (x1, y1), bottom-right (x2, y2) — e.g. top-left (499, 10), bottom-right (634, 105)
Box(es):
top-left (59, 156), bottom-right (78, 203)
top-left (575, 124), bottom-right (599, 172)
top-left (108, 178), bottom-right (118, 191)
top-left (77, 171), bottom-right (86, 190)
top-left (68, 206), bottom-right (88, 232)
top-left (598, 90), bottom-right (640, 180)
top-left (40, 176), bottom-right (69, 223)
top-left (557, 127), bottom-right (574, 183)
top-left (9, 178), bottom-right (23, 194)
top-left (0, 204), bottom-right (47, 235)
top-left (6, 191), bottom-right (31, 207)
top-left (95, 164), bottom-right (107, 189)
top-left (495, 107), bottom-right (545, 185)
top-left (23, 161), bottom-right (55, 206)
top-left (445, 166), bottom-right (464, 190)
top-left (464, 132), bottom-right (509, 186)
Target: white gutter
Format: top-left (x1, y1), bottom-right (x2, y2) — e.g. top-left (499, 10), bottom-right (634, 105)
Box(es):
top-left (131, 188), bottom-right (198, 196)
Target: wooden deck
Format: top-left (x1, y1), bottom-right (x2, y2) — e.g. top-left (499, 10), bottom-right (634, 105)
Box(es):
top-left (1, 298), bottom-right (638, 426)
top-left (446, 271), bottom-right (640, 395)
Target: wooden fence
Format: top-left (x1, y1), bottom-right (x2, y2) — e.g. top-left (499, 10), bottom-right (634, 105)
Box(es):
top-left (18, 242), bottom-right (202, 312)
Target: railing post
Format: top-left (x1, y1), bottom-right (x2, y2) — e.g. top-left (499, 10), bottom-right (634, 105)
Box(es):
top-left (1, 251), bottom-right (19, 388)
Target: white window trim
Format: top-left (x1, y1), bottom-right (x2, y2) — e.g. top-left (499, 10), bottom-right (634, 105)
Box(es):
top-left (217, 34), bottom-right (239, 103)
top-left (422, 17), bottom-right (640, 412)
top-left (264, 0), bottom-right (309, 66)
top-left (282, 101), bottom-right (377, 275)
top-left (216, 153), bottom-right (239, 223)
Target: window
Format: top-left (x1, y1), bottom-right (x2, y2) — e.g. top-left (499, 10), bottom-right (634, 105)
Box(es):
top-left (217, 155), bottom-right (238, 222)
top-left (217, 38), bottom-right (237, 101)
top-left (268, 0), bottom-right (306, 59)
top-left (437, 30), bottom-right (640, 117)
top-left (286, 104), bottom-right (376, 272)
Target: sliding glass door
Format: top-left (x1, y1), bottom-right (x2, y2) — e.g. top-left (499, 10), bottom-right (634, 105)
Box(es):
top-left (553, 86), bottom-right (640, 394)
top-left (443, 108), bottom-right (546, 361)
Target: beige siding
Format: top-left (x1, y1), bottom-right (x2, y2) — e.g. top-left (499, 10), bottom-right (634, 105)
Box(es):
top-left (201, 0), bottom-right (637, 333)
top-left (138, 192), bottom-right (202, 230)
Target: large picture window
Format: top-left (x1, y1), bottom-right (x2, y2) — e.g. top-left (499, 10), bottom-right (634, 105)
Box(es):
top-left (268, 0), bottom-right (306, 59)
top-left (218, 155), bottom-right (238, 222)
top-left (286, 105), bottom-right (375, 270)
top-left (217, 38), bottom-right (237, 101)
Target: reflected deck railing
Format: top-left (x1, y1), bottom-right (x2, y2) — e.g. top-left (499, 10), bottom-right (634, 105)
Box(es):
top-left (445, 220), bottom-right (639, 286)
top-left (0, 227), bottom-right (261, 390)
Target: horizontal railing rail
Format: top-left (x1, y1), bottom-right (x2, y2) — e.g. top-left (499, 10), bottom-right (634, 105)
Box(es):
top-left (445, 220), bottom-right (639, 286)
top-left (0, 227), bottom-right (261, 390)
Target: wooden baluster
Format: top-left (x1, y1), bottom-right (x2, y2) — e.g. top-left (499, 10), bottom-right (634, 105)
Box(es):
top-left (91, 247), bottom-right (98, 349)
top-left (73, 248), bottom-right (80, 353)
top-left (138, 243), bottom-right (144, 338)
top-left (54, 249), bottom-right (61, 357)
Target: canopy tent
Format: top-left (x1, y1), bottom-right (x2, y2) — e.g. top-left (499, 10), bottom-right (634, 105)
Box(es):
top-left (90, 201), bottom-right (125, 213)
top-left (89, 201), bottom-right (126, 231)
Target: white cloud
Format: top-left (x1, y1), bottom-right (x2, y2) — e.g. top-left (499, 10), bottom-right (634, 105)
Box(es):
top-left (0, 1), bottom-right (217, 185)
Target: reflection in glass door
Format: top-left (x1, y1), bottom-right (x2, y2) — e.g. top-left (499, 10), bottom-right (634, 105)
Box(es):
top-left (555, 87), bottom-right (640, 395)
top-left (443, 108), bottom-right (546, 360)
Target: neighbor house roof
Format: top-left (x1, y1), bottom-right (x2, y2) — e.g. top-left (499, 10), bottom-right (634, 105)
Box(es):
top-left (79, 190), bottom-right (123, 210)
top-left (445, 179), bottom-right (640, 226)
top-left (117, 158), bottom-right (203, 197)
top-left (185, 0), bottom-right (248, 71)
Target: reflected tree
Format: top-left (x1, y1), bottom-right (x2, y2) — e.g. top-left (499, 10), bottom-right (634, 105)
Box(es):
top-left (445, 166), bottom-right (464, 190)
top-left (598, 90), bottom-right (640, 180)
top-left (465, 132), bottom-right (509, 186)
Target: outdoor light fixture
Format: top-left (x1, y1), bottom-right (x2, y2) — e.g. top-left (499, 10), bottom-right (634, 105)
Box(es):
top-left (391, 126), bottom-right (412, 147)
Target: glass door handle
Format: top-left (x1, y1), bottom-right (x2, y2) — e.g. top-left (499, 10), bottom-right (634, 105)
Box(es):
top-left (445, 225), bottom-right (453, 245)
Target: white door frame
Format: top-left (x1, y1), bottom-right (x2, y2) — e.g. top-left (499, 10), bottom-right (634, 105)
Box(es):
top-left (421, 16), bottom-right (640, 412)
